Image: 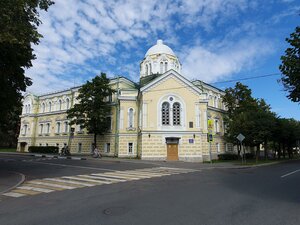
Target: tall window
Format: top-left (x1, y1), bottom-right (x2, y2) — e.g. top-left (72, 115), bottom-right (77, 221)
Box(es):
top-left (39, 124), bottom-right (43, 134)
top-left (46, 123), bottom-right (50, 134)
top-left (160, 62), bottom-right (163, 74)
top-left (23, 125), bottom-right (28, 135)
top-left (105, 143), bottom-right (110, 153)
top-left (49, 102), bottom-right (52, 112)
top-left (149, 63), bottom-right (152, 74)
top-left (162, 102), bottom-right (170, 125)
top-left (165, 62), bottom-right (168, 72)
top-left (66, 98), bottom-right (70, 109)
top-left (145, 64), bottom-right (148, 75)
top-left (128, 142), bottom-right (133, 154)
top-left (173, 102), bottom-right (181, 125)
top-left (77, 143), bottom-right (82, 153)
top-left (214, 97), bottom-right (218, 108)
top-left (27, 104), bottom-right (31, 113)
top-left (58, 99), bottom-right (62, 110)
top-left (64, 121), bottom-right (69, 133)
top-left (214, 119), bottom-right (219, 133)
top-left (56, 122), bottom-right (61, 133)
top-left (128, 108), bottom-right (134, 128)
top-left (42, 103), bottom-right (45, 113)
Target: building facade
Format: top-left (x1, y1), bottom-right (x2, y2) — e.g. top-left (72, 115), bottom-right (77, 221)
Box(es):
top-left (18, 40), bottom-right (231, 162)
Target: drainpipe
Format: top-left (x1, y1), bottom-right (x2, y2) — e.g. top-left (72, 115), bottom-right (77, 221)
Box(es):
top-left (114, 76), bottom-right (120, 157)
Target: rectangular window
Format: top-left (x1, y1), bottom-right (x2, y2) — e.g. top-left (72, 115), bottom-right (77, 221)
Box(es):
top-left (105, 143), bottom-right (110, 153)
top-left (216, 143), bottom-right (220, 153)
top-left (128, 143), bottom-right (133, 154)
top-left (78, 143), bottom-right (82, 153)
top-left (106, 117), bottom-right (112, 131)
top-left (189, 122), bottom-right (193, 128)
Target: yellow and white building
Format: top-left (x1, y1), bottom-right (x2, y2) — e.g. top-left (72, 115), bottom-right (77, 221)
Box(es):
top-left (18, 40), bottom-right (230, 162)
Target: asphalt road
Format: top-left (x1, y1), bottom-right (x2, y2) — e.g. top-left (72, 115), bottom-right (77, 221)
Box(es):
top-left (0, 153), bottom-right (300, 225)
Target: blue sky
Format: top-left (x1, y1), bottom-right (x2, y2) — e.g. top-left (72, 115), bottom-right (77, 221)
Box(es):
top-left (27, 0), bottom-right (299, 119)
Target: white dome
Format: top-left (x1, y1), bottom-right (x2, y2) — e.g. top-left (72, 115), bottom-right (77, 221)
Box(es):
top-left (145, 40), bottom-right (176, 57)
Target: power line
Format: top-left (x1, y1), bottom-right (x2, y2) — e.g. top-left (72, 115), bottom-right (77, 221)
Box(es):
top-left (210, 73), bottom-right (281, 84)
top-left (141, 72), bottom-right (281, 93)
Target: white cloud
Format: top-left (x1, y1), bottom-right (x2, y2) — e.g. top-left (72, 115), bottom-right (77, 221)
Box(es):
top-left (26, 0), bottom-right (279, 94)
top-left (181, 38), bottom-right (274, 82)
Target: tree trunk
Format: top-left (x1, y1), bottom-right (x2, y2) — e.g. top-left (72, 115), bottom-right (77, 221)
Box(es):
top-left (256, 144), bottom-right (260, 163)
top-left (94, 133), bottom-right (97, 148)
top-left (264, 140), bottom-right (268, 160)
top-left (278, 143), bottom-right (281, 159)
top-left (283, 143), bottom-right (286, 159)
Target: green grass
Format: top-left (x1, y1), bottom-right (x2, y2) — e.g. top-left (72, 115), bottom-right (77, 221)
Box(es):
top-left (0, 148), bottom-right (17, 152)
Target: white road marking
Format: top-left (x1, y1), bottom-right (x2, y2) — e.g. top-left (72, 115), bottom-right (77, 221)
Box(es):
top-left (44, 178), bottom-right (95, 187)
top-left (281, 169), bottom-right (300, 178)
top-left (93, 173), bottom-right (140, 180)
top-left (62, 176), bottom-right (111, 184)
top-left (28, 181), bottom-right (76, 189)
top-left (2, 167), bottom-right (197, 199)
top-left (17, 186), bottom-right (54, 193)
top-left (2, 192), bottom-right (26, 197)
top-left (78, 175), bottom-right (126, 182)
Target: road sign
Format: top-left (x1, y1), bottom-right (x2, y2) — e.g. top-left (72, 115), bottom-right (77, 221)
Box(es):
top-left (236, 133), bottom-right (245, 142)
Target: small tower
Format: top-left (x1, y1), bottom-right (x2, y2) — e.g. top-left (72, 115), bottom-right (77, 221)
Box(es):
top-left (140, 40), bottom-right (181, 78)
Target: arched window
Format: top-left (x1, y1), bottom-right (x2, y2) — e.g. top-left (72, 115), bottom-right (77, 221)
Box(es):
top-left (173, 102), bottom-right (181, 125)
top-left (149, 63), bottom-right (152, 75)
top-left (64, 121), bottom-right (68, 133)
top-left (42, 103), bottom-right (45, 113)
top-left (214, 119), bottom-right (219, 133)
top-left (56, 122), bottom-right (61, 133)
top-left (27, 104), bottom-right (31, 113)
top-left (165, 62), bottom-right (168, 72)
top-left (58, 99), bottom-right (62, 111)
top-left (145, 64), bottom-right (148, 75)
top-left (66, 98), bottom-right (70, 110)
top-left (24, 105), bottom-right (28, 114)
top-left (39, 124), bottom-right (43, 134)
top-left (214, 96), bottom-right (218, 108)
top-left (128, 108), bottom-right (134, 128)
top-left (46, 123), bottom-right (50, 134)
top-left (160, 62), bottom-right (163, 74)
top-left (49, 102), bottom-right (52, 112)
top-left (162, 102), bottom-right (170, 125)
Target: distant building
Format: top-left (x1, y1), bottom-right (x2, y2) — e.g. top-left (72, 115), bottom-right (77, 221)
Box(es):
top-left (18, 40), bottom-right (230, 162)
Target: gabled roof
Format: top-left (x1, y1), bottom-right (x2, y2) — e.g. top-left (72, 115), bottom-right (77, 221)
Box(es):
top-left (140, 69), bottom-right (203, 95)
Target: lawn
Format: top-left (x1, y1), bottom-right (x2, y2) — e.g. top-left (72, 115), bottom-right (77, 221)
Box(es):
top-left (0, 148), bottom-right (17, 152)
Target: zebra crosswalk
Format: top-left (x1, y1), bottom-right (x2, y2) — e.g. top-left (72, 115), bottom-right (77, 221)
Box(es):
top-left (2, 167), bottom-right (197, 198)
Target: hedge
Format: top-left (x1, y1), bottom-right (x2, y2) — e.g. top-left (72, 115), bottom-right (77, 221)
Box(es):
top-left (218, 153), bottom-right (238, 160)
top-left (28, 146), bottom-right (59, 154)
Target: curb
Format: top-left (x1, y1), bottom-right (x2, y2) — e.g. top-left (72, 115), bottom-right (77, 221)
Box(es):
top-left (33, 154), bottom-right (86, 161)
top-left (0, 172), bottom-right (26, 195)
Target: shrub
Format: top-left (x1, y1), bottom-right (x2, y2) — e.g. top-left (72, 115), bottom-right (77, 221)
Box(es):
top-left (28, 146), bottom-right (59, 154)
top-left (244, 153), bottom-right (255, 159)
top-left (218, 153), bottom-right (238, 160)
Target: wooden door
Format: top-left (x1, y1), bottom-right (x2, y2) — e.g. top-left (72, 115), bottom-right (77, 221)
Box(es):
top-left (167, 144), bottom-right (178, 161)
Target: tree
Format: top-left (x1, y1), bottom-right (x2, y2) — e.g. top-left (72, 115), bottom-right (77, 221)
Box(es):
top-left (223, 82), bottom-right (277, 160)
top-left (67, 73), bottom-right (115, 148)
top-left (279, 26), bottom-right (300, 102)
top-left (0, 0), bottom-right (54, 146)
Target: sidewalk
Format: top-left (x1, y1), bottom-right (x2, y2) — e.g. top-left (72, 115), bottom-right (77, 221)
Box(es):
top-left (0, 170), bottom-right (25, 194)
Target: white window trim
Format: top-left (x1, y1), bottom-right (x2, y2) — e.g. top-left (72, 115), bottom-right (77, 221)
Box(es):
top-left (127, 142), bottom-right (134, 155)
top-left (127, 108), bottom-right (135, 128)
top-left (157, 94), bottom-right (186, 130)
